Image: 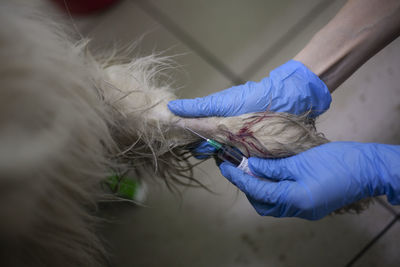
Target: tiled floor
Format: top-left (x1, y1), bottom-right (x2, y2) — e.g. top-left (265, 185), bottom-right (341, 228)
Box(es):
top-left (71, 0), bottom-right (400, 266)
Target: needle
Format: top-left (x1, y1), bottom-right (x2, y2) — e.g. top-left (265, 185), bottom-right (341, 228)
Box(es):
top-left (184, 126), bottom-right (208, 140)
top-left (184, 127), bottom-right (223, 149)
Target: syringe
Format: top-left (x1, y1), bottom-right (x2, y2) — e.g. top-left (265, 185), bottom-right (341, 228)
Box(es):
top-left (185, 127), bottom-right (252, 175)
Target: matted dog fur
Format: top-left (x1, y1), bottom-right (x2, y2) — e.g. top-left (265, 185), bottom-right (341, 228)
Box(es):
top-left (0, 1), bottom-right (371, 266)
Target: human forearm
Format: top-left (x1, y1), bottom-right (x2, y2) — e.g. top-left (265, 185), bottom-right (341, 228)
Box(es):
top-left (294, 0), bottom-right (400, 92)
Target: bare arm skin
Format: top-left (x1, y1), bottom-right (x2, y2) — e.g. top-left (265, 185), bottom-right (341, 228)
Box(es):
top-left (294, 0), bottom-right (400, 92)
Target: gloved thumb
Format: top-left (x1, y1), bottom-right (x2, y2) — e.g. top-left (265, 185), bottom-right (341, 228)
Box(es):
top-left (219, 162), bottom-right (263, 195)
top-left (220, 162), bottom-right (285, 201)
top-left (248, 157), bottom-right (293, 181)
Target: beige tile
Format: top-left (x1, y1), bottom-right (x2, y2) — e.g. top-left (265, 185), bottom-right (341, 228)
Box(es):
top-left (147, 0), bottom-right (345, 77)
top-left (376, 196), bottom-right (400, 215)
top-left (101, 160), bottom-right (395, 267)
top-left (81, 0), bottom-right (232, 99)
top-left (352, 219), bottom-right (400, 267)
top-left (67, 12), bottom-right (108, 36)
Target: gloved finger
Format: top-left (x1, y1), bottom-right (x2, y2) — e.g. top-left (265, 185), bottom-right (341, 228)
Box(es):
top-left (219, 162), bottom-right (282, 202)
top-left (192, 141), bottom-right (216, 159)
top-left (248, 157), bottom-right (294, 181)
top-left (168, 97), bottom-right (216, 117)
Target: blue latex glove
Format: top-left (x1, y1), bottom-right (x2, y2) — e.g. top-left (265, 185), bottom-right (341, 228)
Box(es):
top-left (168, 60), bottom-right (331, 118)
top-left (168, 60), bottom-right (331, 157)
top-left (220, 142), bottom-right (400, 220)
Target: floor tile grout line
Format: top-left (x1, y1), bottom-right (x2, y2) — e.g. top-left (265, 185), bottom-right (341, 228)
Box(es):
top-left (344, 215), bottom-right (399, 267)
top-left (375, 197), bottom-right (397, 216)
top-left (240, 0), bottom-right (337, 79)
top-left (132, 0), bottom-right (245, 85)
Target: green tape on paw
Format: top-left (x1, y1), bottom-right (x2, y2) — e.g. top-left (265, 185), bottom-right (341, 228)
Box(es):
top-left (106, 174), bottom-right (139, 200)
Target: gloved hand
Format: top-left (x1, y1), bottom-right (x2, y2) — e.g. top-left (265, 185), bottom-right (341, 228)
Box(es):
top-left (220, 142), bottom-right (400, 220)
top-left (168, 60), bottom-right (331, 157)
top-left (168, 60), bottom-right (331, 118)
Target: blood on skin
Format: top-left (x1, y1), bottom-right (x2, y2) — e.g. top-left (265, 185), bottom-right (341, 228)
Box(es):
top-left (226, 112), bottom-right (275, 157)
